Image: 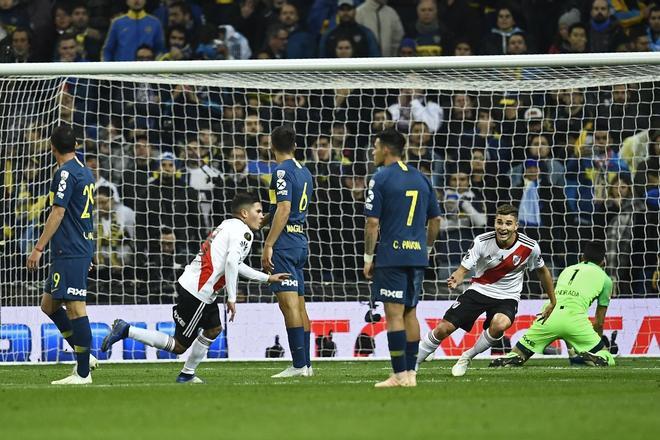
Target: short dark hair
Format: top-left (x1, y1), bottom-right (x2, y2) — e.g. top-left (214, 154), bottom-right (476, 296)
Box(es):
top-left (231, 192), bottom-right (260, 215)
top-left (96, 185), bottom-right (113, 198)
top-left (57, 32), bottom-right (77, 46)
top-left (271, 125), bottom-right (296, 153)
top-left (582, 241), bottom-right (606, 265)
top-left (50, 126), bottom-right (77, 154)
top-left (496, 204), bottom-right (518, 218)
top-left (568, 22), bottom-right (587, 35)
top-left (376, 128), bottom-right (406, 157)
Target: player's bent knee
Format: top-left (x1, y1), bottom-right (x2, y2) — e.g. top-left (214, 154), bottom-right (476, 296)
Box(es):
top-left (434, 320), bottom-right (456, 338)
top-left (173, 341), bottom-right (189, 355)
top-left (203, 327), bottom-right (222, 340)
top-left (490, 314), bottom-right (512, 334)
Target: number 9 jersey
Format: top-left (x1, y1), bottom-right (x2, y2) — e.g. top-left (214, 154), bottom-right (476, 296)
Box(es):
top-left (268, 158), bottom-right (313, 250)
top-left (48, 157), bottom-right (96, 260)
top-left (365, 161), bottom-right (440, 268)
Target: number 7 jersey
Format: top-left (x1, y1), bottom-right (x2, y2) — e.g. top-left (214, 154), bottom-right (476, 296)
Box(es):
top-left (268, 158), bottom-right (314, 250)
top-left (48, 157), bottom-right (96, 259)
top-left (365, 161), bottom-right (440, 268)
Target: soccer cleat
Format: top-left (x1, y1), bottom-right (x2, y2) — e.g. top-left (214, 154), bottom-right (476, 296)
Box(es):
top-left (71, 353), bottom-right (99, 375)
top-left (374, 372), bottom-right (410, 388)
top-left (303, 366), bottom-right (314, 377)
top-left (101, 319), bottom-right (130, 352)
top-left (416, 332), bottom-right (439, 366)
top-left (271, 366), bottom-right (306, 378)
top-left (176, 373), bottom-right (205, 384)
top-left (51, 372), bottom-right (92, 385)
top-left (578, 351), bottom-right (609, 367)
top-left (407, 371), bottom-right (417, 387)
top-left (489, 354), bottom-right (525, 368)
top-left (451, 357), bottom-right (471, 377)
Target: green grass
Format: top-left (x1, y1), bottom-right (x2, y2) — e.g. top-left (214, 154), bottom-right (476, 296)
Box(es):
top-left (1, 358), bottom-right (658, 440)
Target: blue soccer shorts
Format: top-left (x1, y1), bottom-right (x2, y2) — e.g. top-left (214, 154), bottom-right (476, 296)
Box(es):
top-left (269, 247), bottom-right (307, 296)
top-left (44, 257), bottom-right (92, 302)
top-left (371, 267), bottom-right (424, 308)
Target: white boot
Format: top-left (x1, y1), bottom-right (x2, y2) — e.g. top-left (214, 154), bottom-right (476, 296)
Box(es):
top-left (271, 366), bottom-right (306, 378)
top-left (51, 372), bottom-right (92, 385)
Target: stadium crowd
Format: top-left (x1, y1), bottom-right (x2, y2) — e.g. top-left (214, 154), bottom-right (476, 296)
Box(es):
top-left (0, 0), bottom-right (658, 304)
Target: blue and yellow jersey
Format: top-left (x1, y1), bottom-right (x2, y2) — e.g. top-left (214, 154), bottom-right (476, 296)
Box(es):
top-left (48, 157), bottom-right (95, 259)
top-left (269, 158), bottom-right (313, 250)
top-left (365, 161), bottom-right (440, 268)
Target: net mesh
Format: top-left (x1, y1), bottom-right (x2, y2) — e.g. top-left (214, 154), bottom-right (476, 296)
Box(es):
top-left (1, 63), bottom-right (659, 308)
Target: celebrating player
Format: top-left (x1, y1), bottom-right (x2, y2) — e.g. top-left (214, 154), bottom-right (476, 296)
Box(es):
top-left (261, 124), bottom-right (315, 378)
top-left (363, 128), bottom-right (441, 388)
top-left (101, 192), bottom-right (290, 383)
top-left (490, 241), bottom-right (615, 367)
top-left (417, 204), bottom-right (556, 376)
top-left (27, 126), bottom-right (96, 385)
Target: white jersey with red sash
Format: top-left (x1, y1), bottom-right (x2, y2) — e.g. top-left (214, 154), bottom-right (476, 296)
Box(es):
top-left (461, 232), bottom-right (545, 301)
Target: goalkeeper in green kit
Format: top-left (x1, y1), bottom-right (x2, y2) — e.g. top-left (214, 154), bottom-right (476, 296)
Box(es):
top-left (490, 241), bottom-right (615, 367)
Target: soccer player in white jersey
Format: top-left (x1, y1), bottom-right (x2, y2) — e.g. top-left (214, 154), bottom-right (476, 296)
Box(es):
top-left (417, 204), bottom-right (556, 376)
top-left (101, 192), bottom-right (290, 383)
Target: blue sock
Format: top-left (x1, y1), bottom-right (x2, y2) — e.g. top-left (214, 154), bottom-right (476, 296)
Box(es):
top-left (286, 326), bottom-right (306, 368)
top-left (71, 316), bottom-right (91, 377)
top-left (387, 330), bottom-right (407, 373)
top-left (406, 341), bottom-right (419, 371)
top-left (304, 331), bottom-right (311, 368)
top-left (48, 308), bottom-right (75, 349)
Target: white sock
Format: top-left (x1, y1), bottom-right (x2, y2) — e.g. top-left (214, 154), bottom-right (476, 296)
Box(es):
top-left (181, 333), bottom-right (213, 375)
top-left (427, 330), bottom-right (441, 346)
top-left (128, 326), bottom-right (175, 352)
top-left (462, 329), bottom-right (500, 359)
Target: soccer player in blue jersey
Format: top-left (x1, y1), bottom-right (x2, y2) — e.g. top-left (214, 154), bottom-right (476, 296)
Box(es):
top-left (363, 128), bottom-right (441, 387)
top-left (27, 126), bottom-right (96, 385)
top-left (262, 125), bottom-right (315, 378)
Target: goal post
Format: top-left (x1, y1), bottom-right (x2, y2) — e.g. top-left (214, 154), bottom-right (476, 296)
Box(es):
top-left (0, 54), bottom-right (658, 362)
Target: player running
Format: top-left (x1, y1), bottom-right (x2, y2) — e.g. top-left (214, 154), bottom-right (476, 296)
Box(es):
top-left (101, 192), bottom-right (290, 383)
top-left (363, 128), bottom-right (441, 387)
top-left (27, 126), bottom-right (97, 385)
top-left (261, 125), bottom-right (315, 378)
top-left (417, 204), bottom-right (556, 376)
top-left (490, 241), bottom-right (615, 367)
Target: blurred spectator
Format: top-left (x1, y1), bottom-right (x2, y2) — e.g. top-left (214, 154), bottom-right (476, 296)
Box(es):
top-left (319, 0), bottom-right (379, 58)
top-left (552, 88), bottom-right (594, 146)
top-left (398, 37), bottom-right (416, 56)
top-left (183, 139), bottom-right (222, 232)
top-left (196, 24), bottom-right (252, 60)
top-left (120, 132), bottom-right (155, 210)
top-left (631, 30), bottom-right (651, 51)
top-left (407, 121), bottom-right (434, 176)
top-left (0, 0), bottom-right (30, 35)
top-left (370, 109), bottom-right (394, 135)
top-left (408, 0), bottom-right (453, 56)
top-left (70, 2), bottom-right (103, 61)
top-left (388, 89), bottom-right (443, 134)
top-left (1, 27), bottom-right (34, 63)
top-left (95, 185), bottom-right (136, 278)
top-left (588, 0), bottom-right (625, 53)
top-left (153, 0), bottom-right (204, 37)
top-left (135, 44), bottom-right (155, 61)
top-left (453, 39), bottom-right (473, 55)
top-left (136, 151), bottom-right (202, 255)
top-left (548, 8), bottom-right (581, 53)
top-left (648, 5), bottom-right (660, 50)
top-left (609, 0), bottom-right (648, 29)
top-left (137, 226), bottom-right (187, 303)
top-left (333, 36), bottom-right (354, 57)
top-left (511, 134), bottom-right (565, 188)
top-left (158, 25), bottom-right (192, 60)
top-left (247, 133), bottom-right (276, 185)
top-left (621, 128), bottom-right (660, 177)
top-left (480, 6), bottom-right (525, 55)
top-left (562, 22), bottom-right (589, 53)
top-left (507, 32), bottom-right (528, 55)
top-left (102, 0), bottom-right (165, 61)
top-left (54, 33), bottom-right (85, 62)
top-left (279, 2), bottom-right (316, 58)
top-left (84, 150), bottom-right (120, 204)
top-left (356, 0), bottom-right (405, 57)
top-left (256, 23), bottom-right (288, 59)
top-left (596, 84), bottom-right (651, 140)
top-left (593, 174), bottom-right (644, 295)
top-left (218, 146), bottom-right (267, 220)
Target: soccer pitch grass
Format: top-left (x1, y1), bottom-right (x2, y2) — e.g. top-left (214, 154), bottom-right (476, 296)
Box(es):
top-left (1, 359), bottom-right (658, 440)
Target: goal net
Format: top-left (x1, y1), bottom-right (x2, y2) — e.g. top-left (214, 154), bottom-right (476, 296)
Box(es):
top-left (1, 54), bottom-right (658, 362)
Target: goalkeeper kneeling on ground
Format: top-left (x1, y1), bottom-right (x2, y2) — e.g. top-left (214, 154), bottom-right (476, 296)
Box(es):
top-left (490, 241), bottom-right (616, 368)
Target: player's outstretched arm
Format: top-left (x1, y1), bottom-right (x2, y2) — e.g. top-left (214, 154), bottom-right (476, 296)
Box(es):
top-left (27, 206), bottom-right (66, 270)
top-left (593, 305), bottom-right (608, 336)
top-left (262, 201), bottom-right (291, 272)
top-left (536, 265), bottom-right (556, 323)
top-left (426, 216), bottom-right (441, 257)
top-left (447, 265), bottom-right (469, 289)
top-left (363, 216), bottom-right (379, 280)
top-left (238, 263), bottom-right (290, 284)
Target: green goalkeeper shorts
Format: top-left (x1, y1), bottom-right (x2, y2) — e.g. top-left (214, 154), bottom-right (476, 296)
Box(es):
top-left (518, 306), bottom-right (602, 354)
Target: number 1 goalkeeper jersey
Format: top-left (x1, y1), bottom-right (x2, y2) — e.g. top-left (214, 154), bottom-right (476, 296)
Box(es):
top-left (554, 261), bottom-right (613, 313)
